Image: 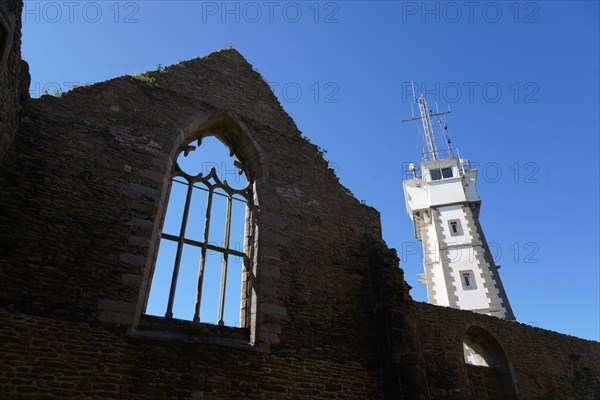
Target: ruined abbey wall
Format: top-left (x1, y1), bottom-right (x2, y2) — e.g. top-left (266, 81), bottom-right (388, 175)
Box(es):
top-left (412, 303), bottom-right (600, 399)
top-left (0, 47), bottom-right (391, 399)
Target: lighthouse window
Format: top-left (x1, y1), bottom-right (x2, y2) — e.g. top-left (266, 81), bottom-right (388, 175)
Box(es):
top-left (448, 219), bottom-right (464, 236)
top-left (441, 167), bottom-right (453, 178)
top-left (430, 169), bottom-right (442, 181)
top-left (429, 167), bottom-right (453, 181)
top-left (460, 270), bottom-right (477, 290)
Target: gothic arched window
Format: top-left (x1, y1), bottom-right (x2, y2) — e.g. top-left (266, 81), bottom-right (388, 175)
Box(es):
top-left (145, 135), bottom-right (254, 327)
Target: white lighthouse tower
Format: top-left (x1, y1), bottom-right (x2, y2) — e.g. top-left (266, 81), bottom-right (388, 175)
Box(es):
top-left (402, 93), bottom-right (514, 320)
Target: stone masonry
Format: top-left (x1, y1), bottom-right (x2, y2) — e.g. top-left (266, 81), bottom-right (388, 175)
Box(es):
top-left (0, 0), bottom-right (28, 163)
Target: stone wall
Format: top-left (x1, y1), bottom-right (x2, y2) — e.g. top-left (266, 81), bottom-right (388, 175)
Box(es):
top-left (0, 308), bottom-right (381, 399)
top-left (0, 0), bottom-right (28, 163)
top-left (0, 49), bottom-right (386, 399)
top-left (412, 302), bottom-right (600, 399)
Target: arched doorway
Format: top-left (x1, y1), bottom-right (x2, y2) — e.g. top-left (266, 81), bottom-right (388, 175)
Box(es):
top-left (463, 325), bottom-right (518, 399)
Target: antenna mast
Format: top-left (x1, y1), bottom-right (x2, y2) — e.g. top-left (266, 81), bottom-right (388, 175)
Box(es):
top-left (401, 84), bottom-right (452, 161)
top-left (417, 95), bottom-right (438, 160)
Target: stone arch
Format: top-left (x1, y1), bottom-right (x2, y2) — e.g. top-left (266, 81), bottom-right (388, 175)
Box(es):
top-left (134, 112), bottom-right (268, 346)
top-left (0, 4), bottom-right (15, 70)
top-left (169, 112), bottom-right (268, 187)
top-left (463, 324), bottom-right (518, 399)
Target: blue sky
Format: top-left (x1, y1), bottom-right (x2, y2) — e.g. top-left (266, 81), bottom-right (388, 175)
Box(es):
top-left (22, 1), bottom-right (599, 340)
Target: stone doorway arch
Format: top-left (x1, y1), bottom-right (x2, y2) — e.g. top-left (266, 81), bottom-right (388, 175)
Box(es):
top-left (463, 325), bottom-right (518, 399)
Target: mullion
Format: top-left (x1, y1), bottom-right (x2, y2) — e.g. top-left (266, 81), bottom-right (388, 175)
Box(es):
top-left (217, 194), bottom-right (233, 326)
top-left (193, 187), bottom-right (214, 323)
top-left (165, 180), bottom-right (194, 319)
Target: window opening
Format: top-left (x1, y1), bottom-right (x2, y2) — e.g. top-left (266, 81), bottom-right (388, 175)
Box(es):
top-left (459, 270), bottom-right (476, 291)
top-left (448, 219), bottom-right (463, 237)
top-left (430, 167), bottom-right (454, 181)
top-left (146, 136), bottom-right (254, 327)
top-left (451, 221), bottom-right (458, 233)
top-left (441, 167), bottom-right (453, 178)
top-left (430, 169), bottom-right (442, 181)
